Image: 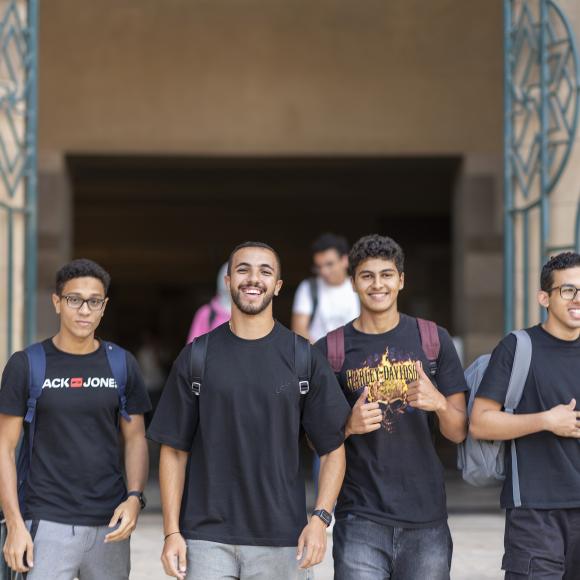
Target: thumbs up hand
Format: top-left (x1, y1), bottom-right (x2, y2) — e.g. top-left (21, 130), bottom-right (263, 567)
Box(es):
top-left (345, 387), bottom-right (383, 438)
top-left (406, 360), bottom-right (447, 413)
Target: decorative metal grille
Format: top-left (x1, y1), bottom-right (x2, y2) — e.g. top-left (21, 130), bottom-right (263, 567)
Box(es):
top-left (504, 0), bottom-right (580, 331)
top-left (0, 0), bottom-right (37, 364)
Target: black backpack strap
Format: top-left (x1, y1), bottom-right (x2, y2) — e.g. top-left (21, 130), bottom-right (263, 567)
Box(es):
top-left (308, 277), bottom-right (318, 327)
top-left (294, 334), bottom-right (311, 395)
top-left (103, 341), bottom-right (131, 422)
top-left (190, 333), bottom-right (209, 396)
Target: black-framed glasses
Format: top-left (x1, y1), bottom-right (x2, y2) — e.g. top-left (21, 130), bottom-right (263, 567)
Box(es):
top-left (548, 285), bottom-right (580, 301)
top-left (61, 294), bottom-right (106, 311)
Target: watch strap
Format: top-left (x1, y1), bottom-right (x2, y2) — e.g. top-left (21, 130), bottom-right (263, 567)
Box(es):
top-left (312, 509), bottom-right (332, 527)
top-left (127, 490), bottom-right (146, 509)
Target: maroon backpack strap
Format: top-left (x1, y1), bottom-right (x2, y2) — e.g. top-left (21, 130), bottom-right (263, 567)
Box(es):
top-left (416, 318), bottom-right (440, 378)
top-left (326, 326), bottom-right (345, 373)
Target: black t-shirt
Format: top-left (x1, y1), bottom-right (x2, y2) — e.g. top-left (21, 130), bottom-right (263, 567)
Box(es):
top-left (477, 325), bottom-right (580, 509)
top-left (315, 314), bottom-right (467, 528)
top-left (0, 339), bottom-right (151, 525)
top-left (147, 321), bottom-right (350, 547)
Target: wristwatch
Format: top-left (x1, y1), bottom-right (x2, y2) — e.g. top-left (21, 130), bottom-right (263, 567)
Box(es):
top-left (312, 508), bottom-right (332, 527)
top-left (127, 490), bottom-right (147, 510)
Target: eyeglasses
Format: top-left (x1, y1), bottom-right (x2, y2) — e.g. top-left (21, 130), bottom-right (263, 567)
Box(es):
top-left (548, 285), bottom-right (580, 301)
top-left (61, 294), bottom-right (106, 311)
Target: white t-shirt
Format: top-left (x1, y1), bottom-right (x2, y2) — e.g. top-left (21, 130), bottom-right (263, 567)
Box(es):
top-left (292, 277), bottom-right (360, 342)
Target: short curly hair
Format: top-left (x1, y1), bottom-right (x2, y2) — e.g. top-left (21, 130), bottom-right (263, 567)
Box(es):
top-left (349, 234), bottom-right (404, 276)
top-left (541, 251), bottom-right (580, 292)
top-left (56, 258), bottom-right (111, 295)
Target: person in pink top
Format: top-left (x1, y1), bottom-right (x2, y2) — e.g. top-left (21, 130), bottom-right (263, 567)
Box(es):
top-left (187, 263), bottom-right (231, 342)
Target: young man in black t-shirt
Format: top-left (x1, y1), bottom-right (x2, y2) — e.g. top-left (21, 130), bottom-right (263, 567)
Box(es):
top-left (0, 259), bottom-right (151, 579)
top-left (316, 234), bottom-right (468, 580)
top-left (471, 252), bottom-right (580, 579)
top-left (148, 241), bottom-right (350, 580)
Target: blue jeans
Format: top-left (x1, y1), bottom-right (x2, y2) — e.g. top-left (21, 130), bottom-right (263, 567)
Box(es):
top-left (333, 514), bottom-right (452, 580)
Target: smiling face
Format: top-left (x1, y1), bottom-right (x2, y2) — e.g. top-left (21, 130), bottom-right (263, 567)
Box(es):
top-left (539, 266), bottom-right (580, 335)
top-left (352, 257), bottom-right (404, 315)
top-left (226, 247), bottom-right (283, 316)
top-left (52, 276), bottom-right (108, 340)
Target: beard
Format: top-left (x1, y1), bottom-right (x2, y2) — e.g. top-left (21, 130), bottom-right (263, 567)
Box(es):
top-left (231, 285), bottom-right (275, 315)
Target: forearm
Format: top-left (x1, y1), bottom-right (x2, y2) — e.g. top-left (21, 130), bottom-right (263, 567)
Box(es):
top-left (470, 408), bottom-right (547, 441)
top-left (345, 412), bottom-right (354, 439)
top-left (435, 399), bottom-right (467, 444)
top-left (124, 433), bottom-right (149, 492)
top-left (160, 445), bottom-right (188, 535)
top-left (314, 445), bottom-right (345, 512)
top-left (0, 447), bottom-right (24, 528)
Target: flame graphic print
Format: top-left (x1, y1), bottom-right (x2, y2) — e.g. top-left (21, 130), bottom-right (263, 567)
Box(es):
top-left (345, 348), bottom-right (419, 432)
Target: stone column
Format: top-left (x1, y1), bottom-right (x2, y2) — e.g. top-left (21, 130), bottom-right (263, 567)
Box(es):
top-left (0, 0), bottom-right (30, 366)
top-left (36, 150), bottom-right (73, 340)
top-left (453, 154), bottom-right (505, 364)
top-left (547, 0), bottom-right (580, 261)
top-left (508, 0), bottom-right (580, 329)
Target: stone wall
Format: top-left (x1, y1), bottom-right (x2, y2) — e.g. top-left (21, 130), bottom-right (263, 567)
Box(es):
top-left (33, 0), bottom-right (508, 356)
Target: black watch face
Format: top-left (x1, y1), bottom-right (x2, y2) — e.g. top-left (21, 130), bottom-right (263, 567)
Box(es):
top-left (315, 510), bottom-right (331, 526)
top-left (128, 492), bottom-right (146, 509)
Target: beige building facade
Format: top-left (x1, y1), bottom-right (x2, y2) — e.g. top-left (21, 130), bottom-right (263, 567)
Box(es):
top-left (2, 0), bottom-right (579, 365)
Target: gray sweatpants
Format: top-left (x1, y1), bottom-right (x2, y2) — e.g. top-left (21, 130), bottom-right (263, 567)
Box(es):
top-left (185, 539), bottom-right (312, 580)
top-left (24, 520), bottom-right (130, 580)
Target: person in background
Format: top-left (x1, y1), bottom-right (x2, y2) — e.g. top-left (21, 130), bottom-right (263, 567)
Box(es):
top-left (292, 233), bottom-right (360, 343)
top-left (187, 262), bottom-right (231, 342)
top-left (136, 330), bottom-right (166, 421)
top-left (292, 233), bottom-right (360, 498)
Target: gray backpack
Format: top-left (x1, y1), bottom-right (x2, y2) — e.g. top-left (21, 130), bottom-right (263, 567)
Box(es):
top-left (457, 329), bottom-right (532, 507)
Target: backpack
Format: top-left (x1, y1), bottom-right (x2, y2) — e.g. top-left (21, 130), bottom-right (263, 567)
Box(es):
top-left (189, 331), bottom-right (312, 397)
top-left (14, 341), bottom-right (131, 510)
top-left (308, 277), bottom-right (318, 329)
top-left (326, 318), bottom-right (441, 377)
top-left (457, 329), bottom-right (532, 507)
